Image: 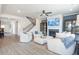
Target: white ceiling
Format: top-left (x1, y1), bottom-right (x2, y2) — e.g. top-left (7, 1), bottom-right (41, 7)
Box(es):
top-left (1, 4), bottom-right (79, 17)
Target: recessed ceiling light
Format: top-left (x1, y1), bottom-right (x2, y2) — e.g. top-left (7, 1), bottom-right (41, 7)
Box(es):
top-left (17, 10), bottom-right (21, 13)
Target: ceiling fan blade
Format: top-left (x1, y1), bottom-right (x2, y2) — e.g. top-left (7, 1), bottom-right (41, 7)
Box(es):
top-left (46, 12), bottom-right (52, 14)
top-left (40, 10), bottom-right (52, 16)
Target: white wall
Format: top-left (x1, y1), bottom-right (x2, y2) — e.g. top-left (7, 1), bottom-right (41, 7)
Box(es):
top-left (36, 18), bottom-right (41, 31)
top-left (0, 5), bottom-right (2, 14)
top-left (11, 21), bottom-right (16, 34)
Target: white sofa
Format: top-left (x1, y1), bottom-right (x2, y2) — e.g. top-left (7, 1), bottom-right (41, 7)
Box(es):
top-left (56, 32), bottom-right (75, 39)
top-left (47, 35), bottom-right (76, 55)
top-left (20, 32), bottom-right (32, 42)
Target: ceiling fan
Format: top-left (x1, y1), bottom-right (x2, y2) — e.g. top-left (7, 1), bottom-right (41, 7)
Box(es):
top-left (40, 10), bottom-right (52, 16)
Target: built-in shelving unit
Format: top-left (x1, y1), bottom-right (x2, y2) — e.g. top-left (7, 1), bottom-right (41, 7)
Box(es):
top-left (40, 20), bottom-right (47, 36)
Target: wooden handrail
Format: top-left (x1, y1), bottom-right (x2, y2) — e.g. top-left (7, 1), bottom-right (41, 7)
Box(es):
top-left (25, 16), bottom-right (36, 25)
top-left (23, 23), bottom-right (32, 30)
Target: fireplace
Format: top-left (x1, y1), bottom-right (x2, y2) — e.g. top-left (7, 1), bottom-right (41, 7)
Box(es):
top-left (49, 29), bottom-right (59, 37)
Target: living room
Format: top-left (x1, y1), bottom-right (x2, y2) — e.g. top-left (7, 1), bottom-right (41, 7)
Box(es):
top-left (0, 4), bottom-right (79, 55)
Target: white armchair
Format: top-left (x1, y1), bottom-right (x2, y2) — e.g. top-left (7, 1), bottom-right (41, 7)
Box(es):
top-left (47, 37), bottom-right (76, 55)
top-left (20, 32), bottom-right (32, 42)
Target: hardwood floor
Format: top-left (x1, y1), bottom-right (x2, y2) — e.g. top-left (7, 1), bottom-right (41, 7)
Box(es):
top-left (0, 35), bottom-right (56, 55)
top-left (0, 35), bottom-right (19, 48)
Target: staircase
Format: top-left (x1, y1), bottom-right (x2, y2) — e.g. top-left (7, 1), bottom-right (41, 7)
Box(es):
top-left (20, 16), bottom-right (36, 42)
top-left (23, 16), bottom-right (36, 32)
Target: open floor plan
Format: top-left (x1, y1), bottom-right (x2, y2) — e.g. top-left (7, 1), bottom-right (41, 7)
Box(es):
top-left (0, 4), bottom-right (79, 55)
